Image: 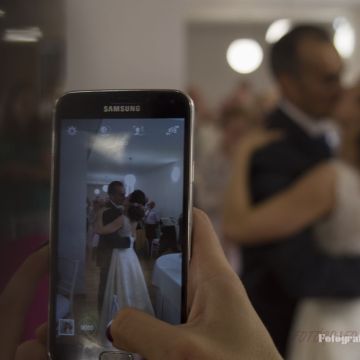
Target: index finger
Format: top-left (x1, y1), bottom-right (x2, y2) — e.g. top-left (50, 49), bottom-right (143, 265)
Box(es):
top-left (189, 209), bottom-right (233, 284)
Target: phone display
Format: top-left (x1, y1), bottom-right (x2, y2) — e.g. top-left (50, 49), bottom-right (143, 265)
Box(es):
top-left (49, 90), bottom-right (193, 359)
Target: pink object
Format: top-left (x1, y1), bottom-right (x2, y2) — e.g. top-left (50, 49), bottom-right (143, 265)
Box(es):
top-left (0, 234), bottom-right (49, 340)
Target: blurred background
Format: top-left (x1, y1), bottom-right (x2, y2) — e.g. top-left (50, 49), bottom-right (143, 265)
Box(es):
top-left (1, 0), bottom-right (360, 351)
top-left (1, 0), bottom-right (359, 238)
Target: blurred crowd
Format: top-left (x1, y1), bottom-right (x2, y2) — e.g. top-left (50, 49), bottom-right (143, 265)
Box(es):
top-left (191, 80), bottom-right (278, 271)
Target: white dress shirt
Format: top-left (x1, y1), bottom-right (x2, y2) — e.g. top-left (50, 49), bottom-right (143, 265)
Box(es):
top-left (145, 208), bottom-right (160, 224)
top-left (279, 99), bottom-right (341, 151)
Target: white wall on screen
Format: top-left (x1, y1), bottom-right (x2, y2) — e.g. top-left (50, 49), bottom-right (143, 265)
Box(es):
top-left (136, 162), bottom-right (184, 220)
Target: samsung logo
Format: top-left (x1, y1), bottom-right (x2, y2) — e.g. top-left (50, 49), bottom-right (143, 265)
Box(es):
top-left (104, 105), bottom-right (141, 113)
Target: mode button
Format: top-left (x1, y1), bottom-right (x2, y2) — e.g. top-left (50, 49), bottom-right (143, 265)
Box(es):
top-left (99, 351), bottom-right (133, 360)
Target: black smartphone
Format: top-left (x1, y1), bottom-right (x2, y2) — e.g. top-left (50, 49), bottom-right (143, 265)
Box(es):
top-left (48, 90), bottom-right (194, 360)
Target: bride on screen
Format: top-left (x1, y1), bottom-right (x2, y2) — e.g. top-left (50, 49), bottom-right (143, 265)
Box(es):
top-left (97, 189), bottom-right (154, 343)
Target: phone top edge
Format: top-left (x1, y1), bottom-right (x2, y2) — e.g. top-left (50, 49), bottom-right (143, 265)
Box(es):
top-left (55, 89), bottom-right (193, 105)
top-left (54, 90), bottom-right (194, 120)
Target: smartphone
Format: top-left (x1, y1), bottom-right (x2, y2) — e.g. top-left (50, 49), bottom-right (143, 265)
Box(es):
top-left (49, 90), bottom-right (194, 360)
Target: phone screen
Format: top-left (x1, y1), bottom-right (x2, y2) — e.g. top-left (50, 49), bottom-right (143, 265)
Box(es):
top-left (50, 93), bottom-right (192, 360)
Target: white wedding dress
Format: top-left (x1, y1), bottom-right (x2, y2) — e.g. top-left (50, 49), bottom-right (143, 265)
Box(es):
top-left (288, 160), bottom-right (360, 360)
top-left (99, 215), bottom-right (154, 344)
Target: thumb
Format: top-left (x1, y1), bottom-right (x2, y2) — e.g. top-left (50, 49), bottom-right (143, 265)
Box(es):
top-left (14, 340), bottom-right (47, 360)
top-left (110, 308), bottom-right (180, 359)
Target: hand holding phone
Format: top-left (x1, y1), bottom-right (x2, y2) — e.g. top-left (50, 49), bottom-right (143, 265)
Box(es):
top-left (107, 209), bottom-right (282, 360)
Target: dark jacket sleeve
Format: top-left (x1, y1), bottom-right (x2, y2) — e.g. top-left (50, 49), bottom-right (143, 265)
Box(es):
top-left (251, 142), bottom-right (360, 298)
top-left (266, 232), bottom-right (360, 298)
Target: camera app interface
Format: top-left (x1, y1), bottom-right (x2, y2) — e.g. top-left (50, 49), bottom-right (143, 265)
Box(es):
top-left (54, 117), bottom-right (185, 359)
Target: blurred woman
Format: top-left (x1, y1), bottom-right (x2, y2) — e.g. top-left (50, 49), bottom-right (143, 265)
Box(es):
top-left (223, 84), bottom-right (360, 359)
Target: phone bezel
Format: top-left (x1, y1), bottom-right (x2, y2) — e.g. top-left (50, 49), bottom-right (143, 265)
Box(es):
top-left (48, 89), bottom-right (194, 359)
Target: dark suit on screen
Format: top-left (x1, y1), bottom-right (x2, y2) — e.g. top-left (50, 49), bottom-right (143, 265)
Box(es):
top-left (96, 202), bottom-right (123, 312)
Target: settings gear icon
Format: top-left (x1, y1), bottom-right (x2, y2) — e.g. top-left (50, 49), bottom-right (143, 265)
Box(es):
top-left (67, 126), bottom-right (78, 136)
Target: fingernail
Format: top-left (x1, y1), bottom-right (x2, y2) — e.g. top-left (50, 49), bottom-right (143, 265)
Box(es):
top-left (106, 321), bottom-right (113, 342)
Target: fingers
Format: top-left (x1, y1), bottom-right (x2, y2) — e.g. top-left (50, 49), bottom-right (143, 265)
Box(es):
top-left (191, 209), bottom-right (225, 261)
top-left (14, 340), bottom-right (47, 360)
top-left (35, 323), bottom-right (48, 346)
top-left (7, 245), bottom-right (49, 296)
top-left (0, 245), bottom-right (49, 360)
top-left (190, 209), bottom-right (232, 278)
top-left (14, 323), bottom-right (48, 360)
top-left (110, 307), bottom-right (178, 359)
top-left (187, 209), bottom-right (235, 309)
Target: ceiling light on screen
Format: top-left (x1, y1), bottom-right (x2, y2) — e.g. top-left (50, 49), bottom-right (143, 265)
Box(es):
top-left (333, 17), bottom-right (355, 59)
top-left (226, 39), bottom-right (263, 74)
top-left (266, 19), bottom-right (292, 43)
top-left (91, 134), bottom-right (129, 162)
top-left (0, 9), bottom-right (5, 17)
top-left (171, 166), bottom-right (180, 183)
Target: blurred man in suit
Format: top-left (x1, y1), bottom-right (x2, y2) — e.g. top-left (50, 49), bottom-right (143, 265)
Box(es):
top-left (242, 25), bottom-right (360, 356)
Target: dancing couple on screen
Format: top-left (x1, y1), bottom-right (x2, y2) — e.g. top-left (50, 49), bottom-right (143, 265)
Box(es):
top-left (95, 181), bottom-right (154, 343)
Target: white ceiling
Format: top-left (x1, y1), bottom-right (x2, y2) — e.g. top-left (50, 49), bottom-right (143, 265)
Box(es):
top-left (86, 118), bottom-right (184, 183)
top-left (184, 0), bottom-right (360, 23)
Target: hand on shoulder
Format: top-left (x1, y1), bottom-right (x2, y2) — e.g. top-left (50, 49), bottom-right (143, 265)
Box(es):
top-left (232, 128), bottom-right (284, 161)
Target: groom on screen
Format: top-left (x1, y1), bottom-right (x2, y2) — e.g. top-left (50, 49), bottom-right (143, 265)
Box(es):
top-left (96, 180), bottom-right (128, 313)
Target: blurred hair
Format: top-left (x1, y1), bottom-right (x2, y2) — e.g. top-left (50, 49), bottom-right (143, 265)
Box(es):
top-left (270, 25), bottom-right (332, 79)
top-left (107, 181), bottom-right (124, 196)
top-left (127, 189), bottom-right (146, 222)
top-left (129, 189), bottom-right (147, 205)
